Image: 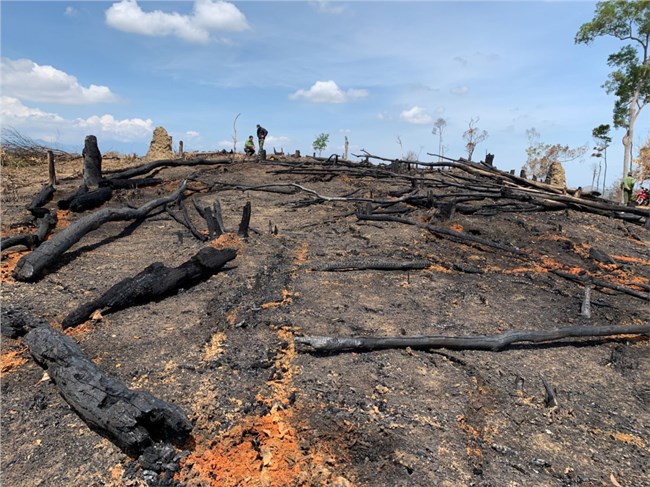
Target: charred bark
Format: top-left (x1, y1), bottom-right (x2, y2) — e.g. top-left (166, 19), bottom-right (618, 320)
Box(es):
top-left (24, 323), bottom-right (192, 456)
top-left (99, 178), bottom-right (162, 190)
top-left (82, 135), bottom-right (103, 187)
top-left (0, 211), bottom-right (57, 251)
top-left (237, 201), bottom-right (251, 238)
top-left (311, 258), bottom-right (429, 272)
top-left (13, 182), bottom-right (186, 282)
top-left (57, 185), bottom-right (89, 210)
top-left (295, 324), bottom-right (650, 353)
top-left (62, 247), bottom-right (236, 329)
top-left (68, 187), bottom-right (113, 213)
top-left (27, 184), bottom-right (55, 214)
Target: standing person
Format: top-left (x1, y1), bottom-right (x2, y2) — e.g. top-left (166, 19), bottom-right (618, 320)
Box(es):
top-left (621, 171), bottom-right (635, 205)
top-left (244, 135), bottom-right (255, 156)
top-left (256, 124), bottom-right (268, 154)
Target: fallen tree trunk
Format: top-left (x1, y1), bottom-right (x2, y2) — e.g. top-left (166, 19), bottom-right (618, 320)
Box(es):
top-left (25, 323), bottom-right (192, 456)
top-left (62, 247), bottom-right (236, 329)
top-left (99, 177), bottom-right (162, 190)
top-left (13, 182), bottom-right (187, 282)
top-left (106, 157), bottom-right (232, 180)
top-left (0, 211), bottom-right (57, 251)
top-left (551, 270), bottom-right (650, 301)
top-left (295, 324), bottom-right (650, 353)
top-left (311, 258), bottom-right (429, 272)
top-left (27, 184), bottom-right (55, 214)
top-left (68, 186), bottom-right (113, 213)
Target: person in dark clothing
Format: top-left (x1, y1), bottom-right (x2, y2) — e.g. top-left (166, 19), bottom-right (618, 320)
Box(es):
top-left (256, 124), bottom-right (268, 154)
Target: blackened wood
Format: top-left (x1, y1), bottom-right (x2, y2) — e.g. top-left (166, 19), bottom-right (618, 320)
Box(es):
top-left (581, 285), bottom-right (592, 319)
top-left (213, 200), bottom-right (226, 236)
top-left (1, 305), bottom-right (48, 338)
top-left (295, 324), bottom-right (650, 353)
top-left (192, 199), bottom-right (218, 238)
top-left (312, 259), bottom-right (428, 272)
top-left (62, 247), bottom-right (236, 329)
top-left (0, 211), bottom-right (57, 251)
top-left (551, 270), bottom-right (649, 301)
top-left (238, 201), bottom-right (251, 237)
top-left (13, 182), bottom-right (186, 282)
top-left (99, 178), bottom-right (162, 190)
top-left (82, 135), bottom-right (103, 187)
top-left (106, 157), bottom-right (232, 180)
top-left (25, 323), bottom-right (192, 456)
top-left (540, 374), bottom-right (558, 408)
top-left (28, 184), bottom-right (55, 214)
top-left (180, 200), bottom-right (208, 242)
top-left (68, 187), bottom-right (113, 213)
top-left (58, 184), bottom-right (89, 210)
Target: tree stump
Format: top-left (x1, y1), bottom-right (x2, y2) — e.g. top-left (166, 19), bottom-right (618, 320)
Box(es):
top-left (82, 135), bottom-right (103, 187)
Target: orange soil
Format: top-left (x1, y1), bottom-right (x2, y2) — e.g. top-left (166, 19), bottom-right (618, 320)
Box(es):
top-left (0, 250), bottom-right (28, 284)
top-left (0, 348), bottom-right (29, 377)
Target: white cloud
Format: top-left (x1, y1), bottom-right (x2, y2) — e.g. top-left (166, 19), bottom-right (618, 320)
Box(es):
top-left (1, 97), bottom-right (65, 124)
top-left (400, 106), bottom-right (433, 125)
top-left (75, 114), bottom-right (154, 141)
top-left (185, 130), bottom-right (200, 138)
top-left (450, 86), bottom-right (469, 95)
top-left (1, 58), bottom-right (117, 105)
top-left (105, 0), bottom-right (249, 44)
top-left (289, 80), bottom-right (368, 104)
top-left (1, 96), bottom-right (153, 143)
top-left (64, 6), bottom-right (77, 16)
top-left (265, 135), bottom-right (290, 148)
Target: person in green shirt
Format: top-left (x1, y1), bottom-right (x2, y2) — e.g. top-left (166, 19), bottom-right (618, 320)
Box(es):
top-left (244, 135), bottom-right (255, 156)
top-left (621, 172), bottom-right (635, 205)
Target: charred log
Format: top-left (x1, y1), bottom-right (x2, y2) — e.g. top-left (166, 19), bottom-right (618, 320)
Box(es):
top-left (57, 184), bottom-right (89, 210)
top-left (0, 211), bottom-right (57, 251)
top-left (295, 324), bottom-right (650, 353)
top-left (99, 178), bottom-right (162, 190)
top-left (27, 184), bottom-right (55, 214)
top-left (24, 323), bottom-right (192, 456)
top-left (68, 187), bottom-right (113, 213)
top-left (13, 182), bottom-right (186, 282)
top-left (311, 258), bottom-right (429, 272)
top-left (62, 247), bottom-right (236, 329)
top-left (238, 201), bottom-right (251, 238)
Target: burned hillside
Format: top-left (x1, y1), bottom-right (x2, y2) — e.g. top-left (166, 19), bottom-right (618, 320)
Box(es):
top-left (1, 151), bottom-right (649, 487)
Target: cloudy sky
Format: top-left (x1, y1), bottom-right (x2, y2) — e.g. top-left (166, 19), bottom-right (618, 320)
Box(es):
top-left (1, 1), bottom-right (648, 188)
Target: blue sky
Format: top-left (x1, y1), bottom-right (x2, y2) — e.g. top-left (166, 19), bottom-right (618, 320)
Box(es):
top-left (1, 1), bottom-right (648, 189)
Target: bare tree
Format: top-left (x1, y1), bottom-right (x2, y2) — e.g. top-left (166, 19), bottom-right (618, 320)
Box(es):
top-left (462, 117), bottom-right (488, 161)
top-left (232, 113), bottom-right (241, 153)
top-left (431, 117), bottom-right (447, 162)
top-left (396, 135), bottom-right (404, 159)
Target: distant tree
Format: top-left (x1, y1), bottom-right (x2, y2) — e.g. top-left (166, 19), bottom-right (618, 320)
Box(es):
top-left (592, 124), bottom-right (612, 193)
top-left (396, 135), bottom-right (404, 158)
top-left (312, 133), bottom-right (329, 156)
top-left (431, 117), bottom-right (447, 161)
top-left (462, 117), bottom-right (488, 161)
top-left (523, 128), bottom-right (587, 180)
top-left (575, 1), bottom-right (650, 191)
top-left (232, 113), bottom-right (241, 153)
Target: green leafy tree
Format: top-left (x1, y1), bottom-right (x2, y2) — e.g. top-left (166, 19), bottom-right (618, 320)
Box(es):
top-left (591, 124), bottom-right (612, 193)
top-left (312, 133), bottom-right (329, 156)
top-left (575, 1), bottom-right (650, 188)
top-left (523, 128), bottom-right (587, 180)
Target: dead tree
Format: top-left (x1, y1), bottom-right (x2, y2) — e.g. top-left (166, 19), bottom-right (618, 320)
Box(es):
top-left (13, 182), bottom-right (187, 282)
top-left (82, 135), bottom-right (103, 187)
top-left (28, 184), bottom-right (55, 215)
top-left (62, 247), bottom-right (237, 329)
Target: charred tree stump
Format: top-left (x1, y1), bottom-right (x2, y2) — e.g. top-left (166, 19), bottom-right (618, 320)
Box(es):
top-left (13, 182), bottom-right (186, 282)
top-left (24, 323), bottom-right (192, 456)
top-left (82, 135), bottom-right (103, 187)
top-left (213, 200), bottom-right (227, 236)
top-left (62, 247), bottom-right (236, 329)
top-left (238, 201), bottom-right (251, 238)
top-left (48, 150), bottom-right (57, 186)
top-left (68, 187), bottom-right (113, 213)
